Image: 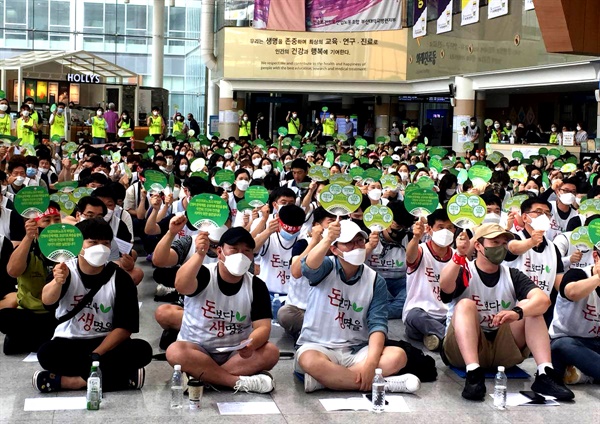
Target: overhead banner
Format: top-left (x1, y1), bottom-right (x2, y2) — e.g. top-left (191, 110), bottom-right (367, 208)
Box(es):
top-left (412, 0), bottom-right (427, 38)
top-left (461, 0), bottom-right (480, 26)
top-left (437, 0), bottom-right (453, 34)
top-left (524, 0), bottom-right (534, 11)
top-left (254, 0), bottom-right (402, 32)
top-left (488, 0), bottom-right (508, 19)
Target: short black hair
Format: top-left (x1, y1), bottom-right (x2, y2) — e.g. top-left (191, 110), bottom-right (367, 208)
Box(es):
top-left (427, 208), bottom-right (450, 227)
top-left (92, 185), bottom-right (118, 202)
top-left (77, 196), bottom-right (107, 216)
top-left (76, 217), bottom-right (113, 242)
top-left (291, 158), bottom-right (308, 172)
top-left (520, 197), bottom-right (552, 214)
top-left (183, 175), bottom-right (215, 197)
top-left (270, 187), bottom-right (296, 203)
top-left (313, 206), bottom-right (336, 224)
top-left (481, 192), bottom-right (502, 208)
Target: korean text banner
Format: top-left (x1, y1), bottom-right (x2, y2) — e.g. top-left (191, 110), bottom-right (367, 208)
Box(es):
top-left (413, 0), bottom-right (427, 38)
top-left (437, 0), bottom-right (453, 34)
top-left (461, 0), bottom-right (480, 26)
top-left (223, 27), bottom-right (407, 81)
top-left (488, 0), bottom-right (508, 19)
top-left (254, 0), bottom-right (402, 32)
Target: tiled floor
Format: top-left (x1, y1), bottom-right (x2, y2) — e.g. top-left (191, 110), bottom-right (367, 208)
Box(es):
top-left (1, 260), bottom-right (599, 423)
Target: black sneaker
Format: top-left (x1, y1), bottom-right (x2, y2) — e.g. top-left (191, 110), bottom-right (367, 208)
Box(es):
top-left (462, 367), bottom-right (486, 401)
top-left (531, 367), bottom-right (575, 401)
top-left (159, 328), bottom-right (179, 351)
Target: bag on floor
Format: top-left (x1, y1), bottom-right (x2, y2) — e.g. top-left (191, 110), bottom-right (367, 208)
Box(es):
top-left (385, 339), bottom-right (438, 382)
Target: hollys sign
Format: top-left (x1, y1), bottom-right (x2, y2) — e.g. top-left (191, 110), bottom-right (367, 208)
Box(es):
top-left (67, 73), bottom-right (101, 83)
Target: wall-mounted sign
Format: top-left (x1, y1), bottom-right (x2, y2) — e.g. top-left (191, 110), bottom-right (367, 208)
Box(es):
top-left (67, 73), bottom-right (101, 84)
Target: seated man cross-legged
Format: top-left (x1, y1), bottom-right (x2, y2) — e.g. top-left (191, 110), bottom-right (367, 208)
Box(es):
top-left (296, 219), bottom-right (421, 393)
top-left (166, 227), bottom-right (279, 393)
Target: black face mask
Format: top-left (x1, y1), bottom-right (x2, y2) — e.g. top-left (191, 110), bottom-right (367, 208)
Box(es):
top-left (388, 227), bottom-right (407, 242)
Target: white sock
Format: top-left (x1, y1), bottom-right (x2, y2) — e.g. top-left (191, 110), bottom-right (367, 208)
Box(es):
top-left (537, 363), bottom-right (553, 375)
top-left (466, 363), bottom-right (480, 372)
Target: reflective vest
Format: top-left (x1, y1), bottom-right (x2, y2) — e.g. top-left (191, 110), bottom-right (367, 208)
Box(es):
top-left (92, 117), bottom-right (107, 139)
top-left (120, 120), bottom-right (134, 138)
top-left (239, 120), bottom-right (251, 137)
top-left (323, 118), bottom-right (335, 136)
top-left (288, 117), bottom-right (300, 135)
top-left (50, 114), bottom-right (65, 138)
top-left (0, 114), bottom-right (11, 136)
top-left (17, 117), bottom-right (35, 145)
top-left (149, 116), bottom-right (163, 135)
top-left (173, 120), bottom-right (184, 135)
top-left (406, 127), bottom-right (418, 142)
top-left (30, 110), bottom-right (40, 126)
top-left (549, 133), bottom-right (558, 144)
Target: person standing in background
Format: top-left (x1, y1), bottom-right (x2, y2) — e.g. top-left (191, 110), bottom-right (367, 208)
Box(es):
top-left (147, 107), bottom-right (165, 142)
top-left (172, 112), bottom-right (187, 137)
top-left (239, 112), bottom-right (252, 141)
top-left (255, 113), bottom-right (269, 140)
top-left (322, 112), bottom-right (337, 143)
top-left (286, 111), bottom-right (302, 137)
top-left (467, 117), bottom-right (481, 148)
top-left (0, 98), bottom-right (13, 137)
top-left (187, 113), bottom-right (200, 135)
top-left (363, 118), bottom-right (374, 144)
top-left (104, 103), bottom-right (119, 144)
top-left (48, 102), bottom-right (66, 141)
top-left (86, 107), bottom-right (108, 145)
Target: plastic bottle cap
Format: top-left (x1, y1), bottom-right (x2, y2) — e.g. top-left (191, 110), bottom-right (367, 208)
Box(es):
top-left (375, 368), bottom-right (383, 374)
top-left (498, 366), bottom-right (505, 372)
top-left (174, 365), bottom-right (182, 371)
top-left (92, 361), bottom-right (100, 367)
top-left (274, 294), bottom-right (280, 299)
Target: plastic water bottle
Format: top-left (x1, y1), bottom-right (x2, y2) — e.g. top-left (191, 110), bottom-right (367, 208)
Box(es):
top-left (493, 366), bottom-right (507, 410)
top-left (86, 363), bottom-right (101, 410)
top-left (271, 294), bottom-right (282, 324)
top-left (371, 368), bottom-right (386, 413)
top-left (93, 361), bottom-right (103, 401)
top-left (170, 365), bottom-right (184, 409)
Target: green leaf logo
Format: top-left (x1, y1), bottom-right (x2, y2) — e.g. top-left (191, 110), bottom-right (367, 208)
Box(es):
top-left (99, 304), bottom-right (112, 313)
top-left (395, 260), bottom-right (405, 267)
top-left (501, 300), bottom-right (511, 309)
top-left (545, 265), bottom-right (550, 273)
top-left (236, 311), bottom-right (246, 322)
top-left (352, 302), bottom-right (364, 313)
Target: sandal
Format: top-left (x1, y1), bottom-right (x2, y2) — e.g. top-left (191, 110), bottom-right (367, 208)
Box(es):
top-left (33, 370), bottom-right (62, 393)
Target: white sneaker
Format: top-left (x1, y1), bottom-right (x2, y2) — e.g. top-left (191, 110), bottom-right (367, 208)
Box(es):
top-left (155, 284), bottom-right (175, 297)
top-left (234, 372), bottom-right (275, 393)
top-left (423, 334), bottom-right (441, 352)
top-left (304, 373), bottom-right (325, 393)
top-left (564, 366), bottom-right (594, 385)
top-left (385, 374), bottom-right (421, 393)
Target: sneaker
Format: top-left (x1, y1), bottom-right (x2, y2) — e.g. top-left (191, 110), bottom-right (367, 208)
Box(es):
top-left (234, 372), bottom-right (275, 394)
top-left (531, 367), bottom-right (574, 401)
top-left (155, 284), bottom-right (175, 297)
top-left (159, 328), bottom-right (179, 351)
top-left (564, 366), bottom-right (594, 385)
top-left (33, 370), bottom-right (62, 393)
top-left (462, 367), bottom-right (486, 401)
top-left (304, 373), bottom-right (325, 393)
top-left (423, 334), bottom-right (441, 352)
top-left (385, 374), bottom-right (421, 393)
top-left (128, 368), bottom-right (146, 390)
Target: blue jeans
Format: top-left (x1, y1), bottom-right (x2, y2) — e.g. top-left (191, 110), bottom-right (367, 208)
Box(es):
top-left (551, 336), bottom-right (600, 382)
top-left (385, 276), bottom-right (406, 320)
top-left (92, 137), bottom-right (106, 145)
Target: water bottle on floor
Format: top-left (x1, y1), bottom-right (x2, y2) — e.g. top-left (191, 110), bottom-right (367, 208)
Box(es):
top-left (86, 362), bottom-right (101, 411)
top-left (371, 368), bottom-right (386, 413)
top-left (93, 361), bottom-right (103, 401)
top-left (493, 366), bottom-right (507, 410)
top-left (170, 365), bottom-right (184, 409)
top-left (271, 294), bottom-right (282, 324)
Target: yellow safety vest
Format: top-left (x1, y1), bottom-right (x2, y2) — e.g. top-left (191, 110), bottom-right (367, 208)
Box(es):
top-left (50, 114), bottom-right (65, 138)
top-left (323, 119), bottom-right (335, 136)
top-left (92, 117), bottom-right (107, 139)
top-left (173, 120), bottom-right (184, 135)
top-left (288, 117), bottom-right (300, 135)
top-left (149, 116), bottom-right (163, 135)
top-left (17, 117), bottom-right (35, 145)
top-left (406, 127), bottom-right (418, 142)
top-left (490, 130), bottom-right (501, 143)
top-left (120, 120), bottom-right (134, 138)
top-left (0, 114), bottom-right (11, 136)
top-left (239, 120), bottom-right (251, 137)
top-left (549, 133), bottom-right (558, 144)
top-left (30, 110), bottom-right (39, 126)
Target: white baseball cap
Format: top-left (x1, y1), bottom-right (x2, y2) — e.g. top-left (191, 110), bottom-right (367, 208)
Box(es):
top-left (334, 220), bottom-right (368, 244)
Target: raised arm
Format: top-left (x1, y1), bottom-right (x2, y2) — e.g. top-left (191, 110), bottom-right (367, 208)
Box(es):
top-left (174, 232), bottom-right (209, 295)
top-left (305, 218), bottom-right (340, 269)
top-left (439, 230), bottom-right (470, 295)
top-left (405, 217), bottom-right (425, 266)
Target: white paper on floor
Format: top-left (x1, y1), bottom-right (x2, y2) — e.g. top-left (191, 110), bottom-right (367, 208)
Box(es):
top-left (319, 395), bottom-right (409, 412)
top-left (22, 353), bottom-right (38, 362)
top-left (217, 401), bottom-right (280, 415)
top-left (488, 393), bottom-right (559, 406)
top-left (24, 396), bottom-right (87, 411)
top-left (138, 302), bottom-right (142, 309)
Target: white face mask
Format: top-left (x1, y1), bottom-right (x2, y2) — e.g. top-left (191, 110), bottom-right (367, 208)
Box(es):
top-left (82, 244), bottom-right (111, 267)
top-left (244, 167), bottom-right (253, 177)
top-left (153, 111), bottom-right (158, 116)
top-left (483, 212), bottom-right (502, 224)
top-left (0, 104), bottom-right (7, 112)
top-left (22, 111), bottom-right (30, 117)
top-left (13, 176), bottom-right (25, 186)
top-left (222, 252), bottom-right (252, 276)
top-left (262, 165), bottom-right (272, 173)
top-left (216, 161), bottom-right (224, 168)
top-left (431, 229), bottom-right (454, 248)
top-left (292, 114), bottom-right (297, 118)
top-left (528, 188), bottom-right (539, 196)
top-left (104, 209), bottom-right (114, 222)
top-left (252, 158), bottom-right (261, 166)
top-left (577, 126), bottom-right (582, 131)
top-left (529, 213), bottom-right (550, 232)
top-left (159, 166), bottom-right (168, 173)
top-left (368, 189), bottom-right (382, 201)
top-left (243, 117), bottom-right (248, 121)
top-left (39, 167), bottom-right (49, 174)
top-left (269, 153), bottom-right (278, 161)
top-left (340, 248), bottom-right (366, 266)
top-left (179, 164), bottom-right (188, 172)
top-left (166, 158), bottom-right (173, 166)
top-left (399, 171), bottom-right (409, 180)
top-left (494, 123), bottom-right (500, 129)
top-left (559, 192), bottom-right (575, 206)
top-left (236, 179), bottom-right (249, 191)
top-left (97, 110), bottom-right (103, 116)
top-left (224, 153), bottom-right (232, 159)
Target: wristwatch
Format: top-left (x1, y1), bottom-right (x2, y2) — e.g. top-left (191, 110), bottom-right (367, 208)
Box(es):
top-left (512, 306), bottom-right (524, 320)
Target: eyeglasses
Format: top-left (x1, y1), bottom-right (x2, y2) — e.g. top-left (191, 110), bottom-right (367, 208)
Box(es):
top-left (338, 237), bottom-right (366, 250)
top-left (527, 209), bottom-right (552, 218)
top-left (559, 188), bottom-right (576, 195)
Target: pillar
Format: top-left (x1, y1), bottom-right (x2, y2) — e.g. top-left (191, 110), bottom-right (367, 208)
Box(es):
top-left (452, 76), bottom-right (475, 153)
top-left (475, 91), bottom-right (486, 150)
top-left (218, 80), bottom-right (239, 140)
top-left (0, 69), bottom-right (6, 95)
top-left (206, 69), bottom-right (219, 133)
top-left (152, 0), bottom-right (165, 88)
top-left (374, 95), bottom-right (390, 139)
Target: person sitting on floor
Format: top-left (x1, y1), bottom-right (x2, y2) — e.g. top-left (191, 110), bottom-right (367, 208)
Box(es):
top-left (33, 218), bottom-right (152, 393)
top-left (296, 219), bottom-right (421, 394)
top-left (166, 227), bottom-right (279, 393)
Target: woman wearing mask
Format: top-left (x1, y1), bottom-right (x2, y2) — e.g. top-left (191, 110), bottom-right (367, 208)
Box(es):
top-left (173, 157), bottom-right (190, 180)
top-left (224, 159), bottom-right (236, 172)
top-left (251, 153), bottom-right (263, 170)
top-left (547, 123), bottom-right (560, 144)
top-left (366, 181), bottom-right (388, 206)
top-left (48, 102), bottom-right (66, 141)
top-left (260, 158), bottom-right (277, 177)
top-left (86, 107), bottom-right (108, 145)
top-left (207, 153), bottom-right (225, 170)
top-left (117, 110), bottom-right (134, 141)
top-left (516, 177), bottom-right (542, 196)
top-left (0, 98), bottom-right (12, 136)
top-left (17, 105), bottom-right (38, 145)
top-left (438, 173), bottom-right (458, 205)
top-left (575, 123), bottom-right (588, 145)
top-left (412, 167), bottom-right (431, 183)
top-left (398, 163), bottom-right (411, 185)
top-left (229, 169), bottom-right (251, 226)
top-left (172, 113), bottom-right (187, 137)
top-left (489, 120), bottom-right (503, 144)
top-left (389, 121), bottom-right (401, 144)
top-left (147, 107), bottom-right (165, 142)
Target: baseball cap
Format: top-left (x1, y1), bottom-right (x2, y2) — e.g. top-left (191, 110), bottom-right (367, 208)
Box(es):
top-left (334, 220), bottom-right (368, 244)
top-left (218, 227), bottom-right (255, 249)
top-left (208, 225), bottom-right (228, 243)
top-left (473, 223), bottom-right (515, 241)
